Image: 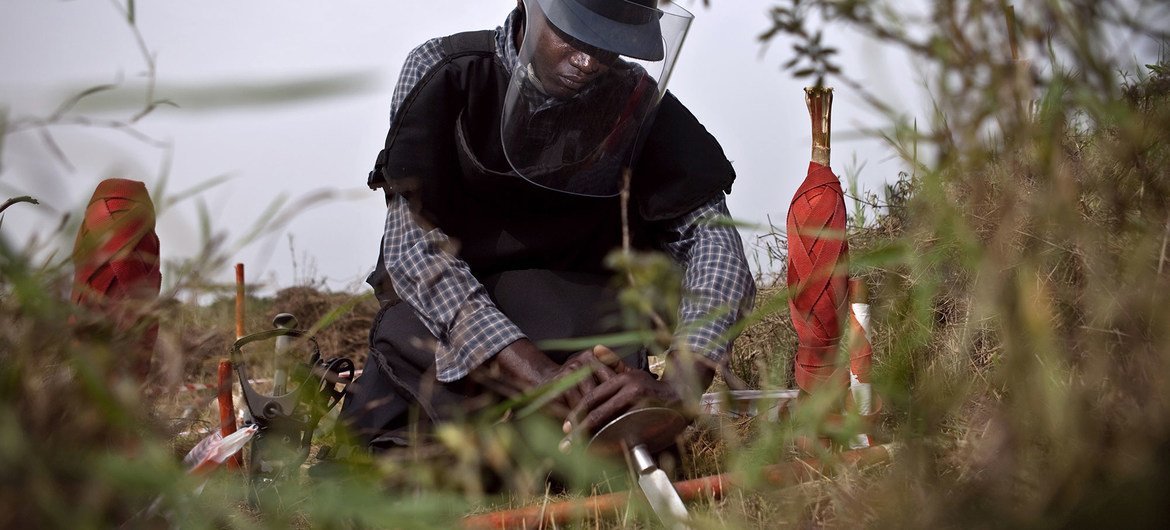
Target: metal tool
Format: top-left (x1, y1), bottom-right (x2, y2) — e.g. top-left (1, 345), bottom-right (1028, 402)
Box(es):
top-left (272, 313), bottom-right (296, 395)
top-left (229, 315), bottom-right (354, 482)
top-left (699, 389), bottom-right (800, 420)
top-left (589, 407), bottom-right (692, 529)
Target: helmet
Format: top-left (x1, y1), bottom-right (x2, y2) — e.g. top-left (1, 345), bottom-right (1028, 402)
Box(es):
top-left (501, 0), bottom-right (694, 196)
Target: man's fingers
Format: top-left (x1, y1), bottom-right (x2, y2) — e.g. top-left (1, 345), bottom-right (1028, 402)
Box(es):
top-left (563, 386), bottom-right (582, 411)
top-left (575, 388), bottom-right (635, 436)
top-left (566, 376), bottom-right (643, 436)
top-left (590, 358), bottom-right (617, 383)
top-left (589, 343), bottom-right (627, 367)
top-left (593, 345), bottom-right (633, 374)
top-left (568, 377), bottom-right (622, 428)
top-left (592, 345), bottom-right (620, 365)
top-left (557, 360), bottom-right (596, 409)
top-left (543, 399), bottom-right (571, 421)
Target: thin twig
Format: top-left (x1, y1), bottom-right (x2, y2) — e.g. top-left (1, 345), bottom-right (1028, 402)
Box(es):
top-left (48, 79), bottom-right (122, 121)
top-left (11, 116), bottom-right (169, 148)
top-left (969, 211), bottom-right (1083, 257)
top-left (618, 168), bottom-right (671, 340)
top-left (38, 127), bottom-right (74, 172)
top-left (0, 0), bottom-right (171, 173)
top-left (0, 195), bottom-right (40, 216)
top-left (843, 192), bottom-right (906, 211)
top-left (1159, 213), bottom-right (1170, 275)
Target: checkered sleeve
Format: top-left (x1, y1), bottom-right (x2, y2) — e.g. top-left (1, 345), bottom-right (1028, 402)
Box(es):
top-left (380, 37), bottom-right (525, 383)
top-left (387, 38), bottom-right (443, 125)
top-left (660, 197), bottom-right (757, 364)
top-left (382, 197), bottom-right (525, 383)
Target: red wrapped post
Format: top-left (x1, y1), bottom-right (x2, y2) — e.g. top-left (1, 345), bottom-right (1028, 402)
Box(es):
top-left (71, 178), bottom-right (161, 382)
top-left (786, 87), bottom-right (849, 393)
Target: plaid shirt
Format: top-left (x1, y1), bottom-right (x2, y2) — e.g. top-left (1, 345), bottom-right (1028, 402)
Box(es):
top-left (381, 10), bottom-right (756, 383)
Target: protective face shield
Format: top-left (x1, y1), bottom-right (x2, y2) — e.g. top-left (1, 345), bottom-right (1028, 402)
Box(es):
top-left (502, 0), bottom-right (694, 196)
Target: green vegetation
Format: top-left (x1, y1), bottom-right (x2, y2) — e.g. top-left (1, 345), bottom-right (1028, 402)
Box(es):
top-left (4, 0), bottom-right (1170, 527)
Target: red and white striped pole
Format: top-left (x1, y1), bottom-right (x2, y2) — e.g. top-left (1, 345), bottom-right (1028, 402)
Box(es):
top-left (847, 278), bottom-right (876, 449)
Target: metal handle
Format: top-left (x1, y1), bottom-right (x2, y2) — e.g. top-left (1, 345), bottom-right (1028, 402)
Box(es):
top-left (633, 444), bottom-right (656, 474)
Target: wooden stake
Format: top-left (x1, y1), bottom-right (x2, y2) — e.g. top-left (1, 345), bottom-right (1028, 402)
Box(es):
top-left (1004, 4), bottom-right (1020, 62)
top-left (848, 278), bottom-right (868, 305)
top-left (805, 87), bottom-right (834, 166)
top-left (234, 263), bottom-right (246, 339)
top-left (220, 262), bottom-right (247, 469)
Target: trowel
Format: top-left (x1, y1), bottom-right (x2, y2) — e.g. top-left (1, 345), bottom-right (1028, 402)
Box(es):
top-left (589, 407), bottom-right (692, 530)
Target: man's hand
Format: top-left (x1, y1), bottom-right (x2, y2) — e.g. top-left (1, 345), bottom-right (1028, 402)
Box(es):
top-left (563, 346), bottom-right (717, 439)
top-left (470, 338), bottom-right (608, 420)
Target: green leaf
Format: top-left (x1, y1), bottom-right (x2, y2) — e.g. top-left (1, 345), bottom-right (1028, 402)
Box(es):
top-left (536, 330), bottom-right (657, 352)
top-left (514, 367), bottom-right (592, 418)
top-left (851, 241), bottom-right (911, 269)
top-left (160, 173), bottom-right (232, 212)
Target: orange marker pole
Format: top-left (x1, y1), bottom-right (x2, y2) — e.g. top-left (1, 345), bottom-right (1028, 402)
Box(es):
top-left (217, 263), bottom-right (247, 468)
top-left (216, 360), bottom-right (241, 468)
top-left (235, 263), bottom-right (246, 339)
top-left (462, 445), bottom-right (896, 530)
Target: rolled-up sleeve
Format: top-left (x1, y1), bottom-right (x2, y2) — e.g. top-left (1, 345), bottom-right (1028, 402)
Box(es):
top-left (382, 196), bottom-right (525, 382)
top-left (659, 196), bottom-right (756, 363)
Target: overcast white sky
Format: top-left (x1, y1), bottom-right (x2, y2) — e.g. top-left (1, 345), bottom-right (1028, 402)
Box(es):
top-left (1, 0), bottom-right (948, 294)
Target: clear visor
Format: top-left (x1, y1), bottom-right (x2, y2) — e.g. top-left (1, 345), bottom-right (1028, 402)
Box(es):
top-left (502, 0), bottom-right (694, 197)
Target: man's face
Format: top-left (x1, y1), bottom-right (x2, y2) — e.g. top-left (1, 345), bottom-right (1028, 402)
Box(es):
top-left (530, 15), bottom-right (619, 99)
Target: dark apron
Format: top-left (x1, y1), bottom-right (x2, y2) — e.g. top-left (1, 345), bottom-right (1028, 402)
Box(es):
top-left (339, 269), bottom-right (646, 451)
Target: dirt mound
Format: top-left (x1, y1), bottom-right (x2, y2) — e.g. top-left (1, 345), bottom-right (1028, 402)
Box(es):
top-left (271, 287), bottom-right (378, 366)
top-left (158, 288), bottom-right (377, 389)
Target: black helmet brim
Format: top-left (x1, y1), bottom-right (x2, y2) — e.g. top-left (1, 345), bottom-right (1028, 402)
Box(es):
top-left (536, 0), bottom-right (665, 61)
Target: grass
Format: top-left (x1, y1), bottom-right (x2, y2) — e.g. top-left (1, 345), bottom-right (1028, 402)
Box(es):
top-left (5, 0), bottom-right (1170, 527)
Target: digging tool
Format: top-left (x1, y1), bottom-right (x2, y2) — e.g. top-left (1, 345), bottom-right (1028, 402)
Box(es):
top-left (588, 407), bottom-right (692, 529)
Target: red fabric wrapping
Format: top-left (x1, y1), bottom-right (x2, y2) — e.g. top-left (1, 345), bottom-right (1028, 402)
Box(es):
top-left (72, 178), bottom-right (161, 380)
top-left (787, 162), bottom-right (849, 392)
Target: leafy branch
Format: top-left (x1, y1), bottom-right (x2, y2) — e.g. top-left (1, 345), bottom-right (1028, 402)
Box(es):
top-left (2, 0), bottom-right (177, 171)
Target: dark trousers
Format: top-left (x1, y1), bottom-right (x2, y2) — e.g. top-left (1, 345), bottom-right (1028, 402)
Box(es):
top-left (338, 269), bottom-right (647, 451)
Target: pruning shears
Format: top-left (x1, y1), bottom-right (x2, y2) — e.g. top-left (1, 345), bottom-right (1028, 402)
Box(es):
top-left (229, 313), bottom-right (354, 482)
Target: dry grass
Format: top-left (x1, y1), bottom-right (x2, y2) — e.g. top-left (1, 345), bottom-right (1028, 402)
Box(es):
top-left (5, 1), bottom-right (1170, 527)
